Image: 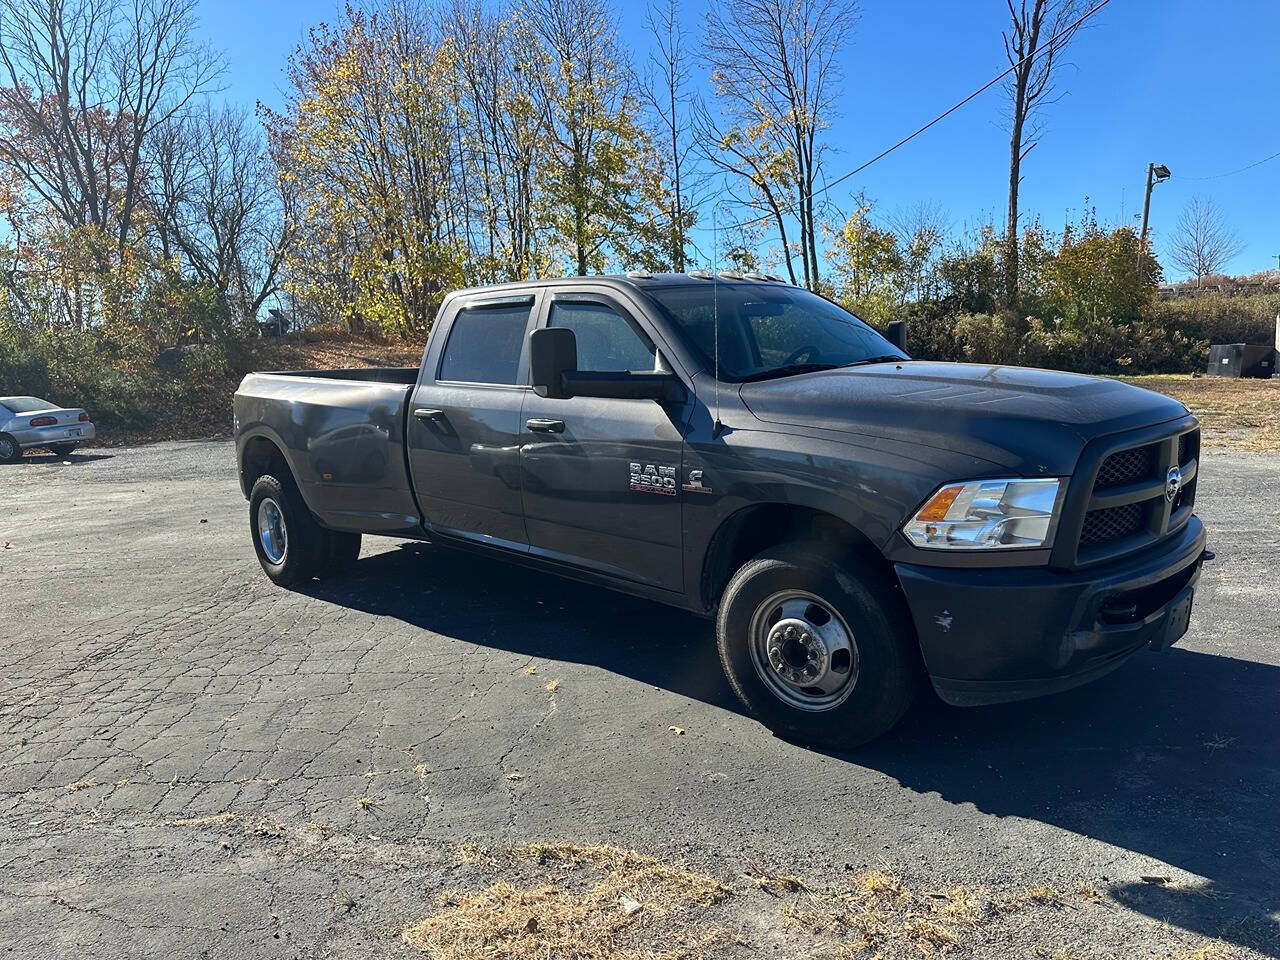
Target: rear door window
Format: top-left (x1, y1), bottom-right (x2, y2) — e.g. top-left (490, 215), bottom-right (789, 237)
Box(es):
top-left (438, 302), bottom-right (532, 385)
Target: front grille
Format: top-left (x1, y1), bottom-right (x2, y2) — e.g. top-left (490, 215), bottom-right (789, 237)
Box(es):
top-left (1177, 429), bottom-right (1199, 466)
top-left (1095, 444), bottom-right (1158, 489)
top-left (1079, 502), bottom-right (1145, 546)
top-left (1070, 426), bottom-right (1200, 563)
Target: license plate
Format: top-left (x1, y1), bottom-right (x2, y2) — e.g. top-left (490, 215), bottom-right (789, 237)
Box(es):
top-left (68, 428), bottom-right (81, 437)
top-left (1157, 589), bottom-right (1194, 650)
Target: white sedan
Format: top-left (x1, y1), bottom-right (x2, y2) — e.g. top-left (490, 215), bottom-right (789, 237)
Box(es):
top-left (0, 396), bottom-right (96, 462)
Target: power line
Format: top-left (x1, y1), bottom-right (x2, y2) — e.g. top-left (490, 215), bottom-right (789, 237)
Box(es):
top-left (723, 0), bottom-right (1115, 231)
top-left (1177, 148), bottom-right (1280, 182)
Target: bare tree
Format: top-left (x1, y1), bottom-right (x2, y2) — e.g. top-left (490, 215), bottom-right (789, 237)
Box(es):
top-left (0, 0), bottom-right (222, 256)
top-left (889, 200), bottom-right (949, 303)
top-left (147, 102), bottom-right (289, 323)
top-left (642, 0), bottom-right (694, 271)
top-left (1168, 196), bottom-right (1244, 288)
top-left (701, 0), bottom-right (857, 290)
top-left (1002, 0), bottom-right (1080, 308)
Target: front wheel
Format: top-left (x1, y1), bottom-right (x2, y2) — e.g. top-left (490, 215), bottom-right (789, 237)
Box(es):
top-left (717, 543), bottom-right (920, 749)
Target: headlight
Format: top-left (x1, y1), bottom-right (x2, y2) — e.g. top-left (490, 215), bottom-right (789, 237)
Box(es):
top-left (902, 478), bottom-right (1062, 550)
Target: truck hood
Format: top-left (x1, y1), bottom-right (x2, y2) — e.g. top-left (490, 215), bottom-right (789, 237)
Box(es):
top-left (738, 361), bottom-right (1190, 474)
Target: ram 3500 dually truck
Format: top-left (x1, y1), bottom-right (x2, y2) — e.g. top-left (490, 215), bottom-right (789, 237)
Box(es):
top-left (233, 273), bottom-right (1208, 747)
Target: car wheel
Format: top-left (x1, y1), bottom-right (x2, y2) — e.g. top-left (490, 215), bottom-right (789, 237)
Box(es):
top-left (49, 443), bottom-right (77, 457)
top-left (321, 530), bottom-right (362, 576)
top-left (717, 542), bottom-right (920, 749)
top-left (249, 474), bottom-right (324, 587)
top-left (0, 434), bottom-right (21, 464)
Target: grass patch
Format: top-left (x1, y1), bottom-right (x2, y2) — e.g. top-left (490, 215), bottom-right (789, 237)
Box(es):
top-left (402, 843), bottom-right (734, 960)
top-left (1120, 375), bottom-right (1280, 451)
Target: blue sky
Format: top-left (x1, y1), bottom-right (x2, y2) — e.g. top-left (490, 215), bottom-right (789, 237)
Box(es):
top-left (200, 0), bottom-right (1279, 281)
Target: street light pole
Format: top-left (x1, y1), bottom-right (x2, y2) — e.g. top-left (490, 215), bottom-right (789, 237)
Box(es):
top-left (1139, 163), bottom-right (1156, 248)
top-left (1138, 162), bottom-right (1170, 271)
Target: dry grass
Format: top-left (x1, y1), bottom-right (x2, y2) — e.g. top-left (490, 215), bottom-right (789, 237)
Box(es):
top-left (934, 885), bottom-right (988, 925)
top-left (402, 843), bottom-right (734, 960)
top-left (64, 777), bottom-right (98, 792)
top-left (170, 812), bottom-right (236, 828)
top-left (1119, 375), bottom-right (1280, 451)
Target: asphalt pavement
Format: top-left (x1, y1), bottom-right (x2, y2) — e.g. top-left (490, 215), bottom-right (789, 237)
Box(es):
top-left (0, 440), bottom-right (1276, 959)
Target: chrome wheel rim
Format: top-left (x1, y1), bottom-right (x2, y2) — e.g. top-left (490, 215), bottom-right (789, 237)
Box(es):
top-left (257, 498), bottom-right (287, 564)
top-left (0, 437), bottom-right (16, 459)
top-left (748, 590), bottom-right (859, 712)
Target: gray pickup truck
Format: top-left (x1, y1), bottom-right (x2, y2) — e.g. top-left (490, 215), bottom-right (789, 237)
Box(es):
top-left (233, 273), bottom-right (1207, 747)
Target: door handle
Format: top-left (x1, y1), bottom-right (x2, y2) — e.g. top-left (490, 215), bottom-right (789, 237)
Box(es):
top-left (526, 418), bottom-right (565, 433)
top-left (413, 408), bottom-right (445, 423)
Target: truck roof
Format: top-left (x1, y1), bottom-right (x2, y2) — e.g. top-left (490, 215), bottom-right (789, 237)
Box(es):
top-left (445, 271), bottom-right (790, 300)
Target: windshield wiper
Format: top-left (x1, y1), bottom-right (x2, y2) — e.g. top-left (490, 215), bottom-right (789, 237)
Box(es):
top-left (843, 355), bottom-right (905, 367)
top-left (738, 362), bottom-right (842, 383)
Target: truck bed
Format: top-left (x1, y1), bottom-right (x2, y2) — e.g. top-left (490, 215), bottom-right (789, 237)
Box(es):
top-left (235, 369), bottom-right (423, 535)
top-left (255, 366), bottom-right (420, 384)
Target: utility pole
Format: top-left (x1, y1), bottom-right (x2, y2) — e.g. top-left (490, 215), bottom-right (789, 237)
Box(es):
top-left (1138, 162), bottom-right (1171, 270)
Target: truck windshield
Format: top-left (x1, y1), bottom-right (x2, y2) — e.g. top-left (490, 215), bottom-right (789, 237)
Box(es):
top-left (639, 282), bottom-right (906, 382)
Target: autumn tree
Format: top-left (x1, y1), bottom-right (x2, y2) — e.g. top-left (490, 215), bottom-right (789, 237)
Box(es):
top-left (267, 2), bottom-right (466, 334)
top-left (1167, 196), bottom-right (1243, 288)
top-left (1002, 0), bottom-right (1081, 310)
top-left (701, 0), bottom-right (856, 290)
top-left (1042, 213), bottom-right (1160, 324)
top-left (525, 0), bottom-right (666, 275)
top-left (825, 193), bottom-right (904, 327)
top-left (448, 0), bottom-right (548, 282)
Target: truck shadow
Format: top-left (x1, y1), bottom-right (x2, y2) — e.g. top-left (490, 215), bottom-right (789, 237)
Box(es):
top-left (305, 540), bottom-right (1279, 957)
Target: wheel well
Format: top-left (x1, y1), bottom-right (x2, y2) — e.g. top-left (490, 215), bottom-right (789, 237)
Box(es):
top-left (240, 435), bottom-right (291, 495)
top-left (700, 504), bottom-right (892, 613)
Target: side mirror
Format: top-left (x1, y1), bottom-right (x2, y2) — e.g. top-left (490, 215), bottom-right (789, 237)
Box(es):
top-left (530, 327), bottom-right (577, 399)
top-left (885, 319), bottom-right (908, 352)
top-left (528, 326), bottom-right (687, 403)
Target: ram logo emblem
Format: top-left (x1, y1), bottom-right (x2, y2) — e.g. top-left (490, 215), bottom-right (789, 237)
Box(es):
top-left (630, 462), bottom-right (677, 496)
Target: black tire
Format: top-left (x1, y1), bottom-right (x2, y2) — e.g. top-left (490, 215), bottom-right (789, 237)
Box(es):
top-left (0, 434), bottom-right (21, 464)
top-left (321, 530), bottom-right (362, 576)
top-left (249, 474), bottom-right (324, 587)
top-left (49, 443), bottom-right (77, 457)
top-left (717, 543), bottom-right (920, 749)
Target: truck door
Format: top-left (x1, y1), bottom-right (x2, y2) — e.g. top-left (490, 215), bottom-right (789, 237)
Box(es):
top-left (520, 290), bottom-right (690, 592)
top-left (407, 293), bottom-right (537, 551)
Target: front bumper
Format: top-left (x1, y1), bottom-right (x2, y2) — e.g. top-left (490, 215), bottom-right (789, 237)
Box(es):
top-left (15, 422), bottom-right (96, 449)
top-left (895, 516), bottom-right (1206, 706)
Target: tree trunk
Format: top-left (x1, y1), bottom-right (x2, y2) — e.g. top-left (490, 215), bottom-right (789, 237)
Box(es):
top-left (1006, 100), bottom-right (1025, 310)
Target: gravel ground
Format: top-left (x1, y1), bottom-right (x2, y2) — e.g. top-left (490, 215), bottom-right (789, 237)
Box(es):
top-left (0, 440), bottom-right (1276, 959)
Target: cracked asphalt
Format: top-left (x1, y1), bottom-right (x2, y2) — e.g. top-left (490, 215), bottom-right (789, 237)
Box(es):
top-left (1, 440), bottom-right (1277, 959)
